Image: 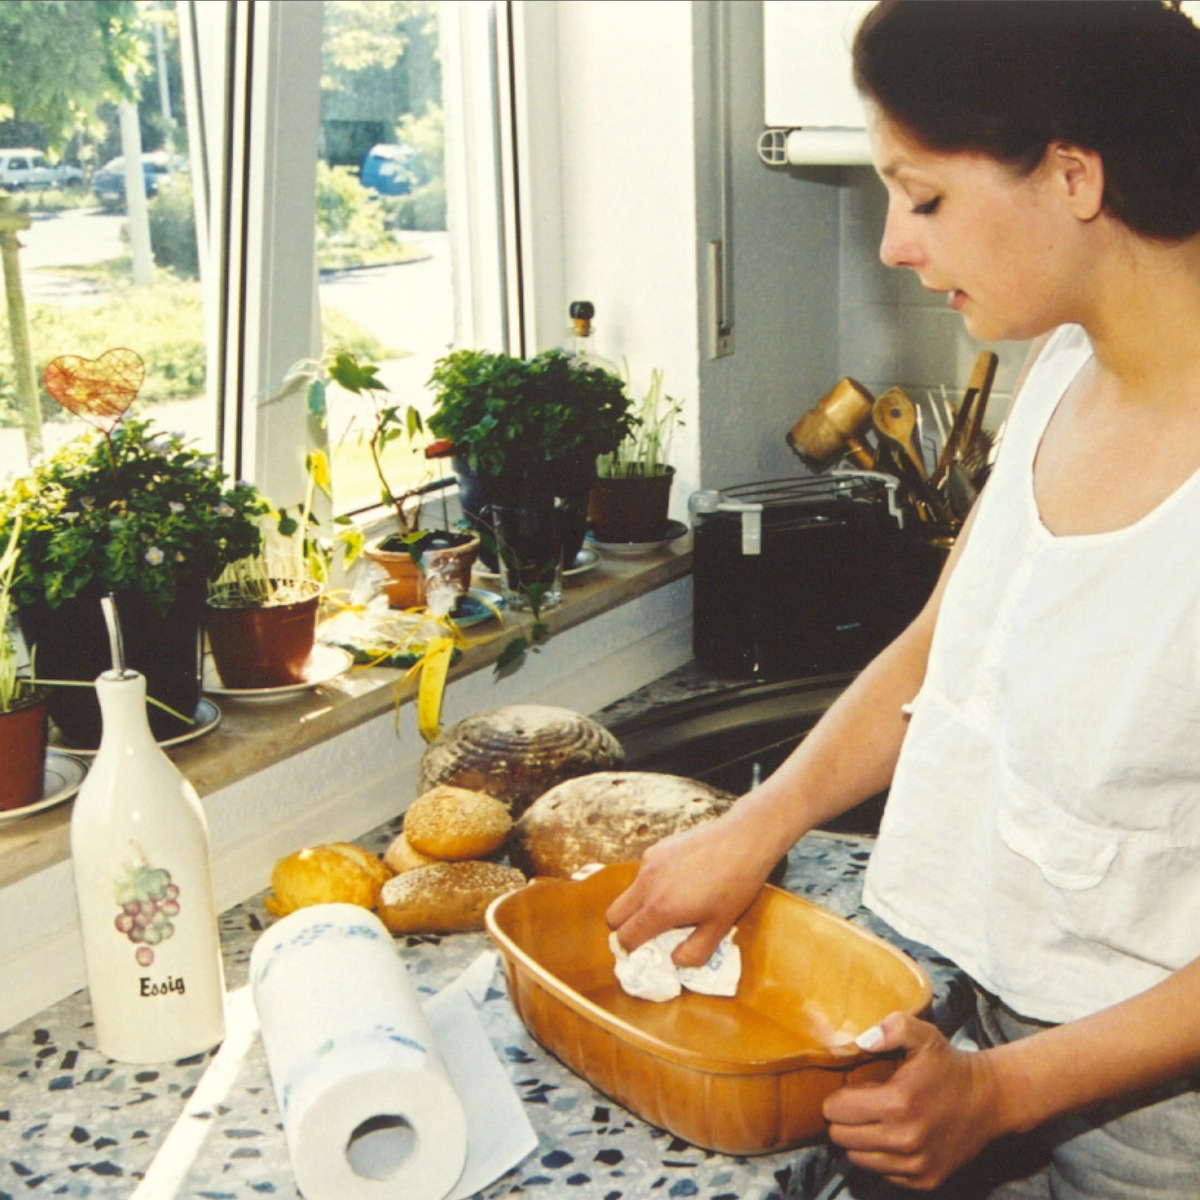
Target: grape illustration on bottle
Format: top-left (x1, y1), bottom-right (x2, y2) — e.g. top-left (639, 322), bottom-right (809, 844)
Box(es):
top-left (112, 861), bottom-right (180, 968)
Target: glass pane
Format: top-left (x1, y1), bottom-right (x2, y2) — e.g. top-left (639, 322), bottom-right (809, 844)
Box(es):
top-left (0, 1), bottom-right (211, 479)
top-left (317, 0), bottom-right (458, 517)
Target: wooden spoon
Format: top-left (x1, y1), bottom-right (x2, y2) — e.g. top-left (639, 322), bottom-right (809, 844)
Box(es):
top-left (873, 388), bottom-right (955, 523)
top-left (872, 388), bottom-right (927, 480)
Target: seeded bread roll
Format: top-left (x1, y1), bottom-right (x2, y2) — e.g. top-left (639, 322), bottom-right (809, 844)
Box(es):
top-left (378, 860), bottom-right (527, 934)
top-left (382, 830), bottom-right (438, 874)
top-left (403, 785), bottom-right (513, 860)
top-left (508, 771), bottom-right (736, 879)
top-left (417, 704), bottom-right (624, 817)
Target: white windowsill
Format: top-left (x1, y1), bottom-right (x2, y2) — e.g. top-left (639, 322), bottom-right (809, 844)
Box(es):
top-left (0, 544), bottom-right (694, 1031)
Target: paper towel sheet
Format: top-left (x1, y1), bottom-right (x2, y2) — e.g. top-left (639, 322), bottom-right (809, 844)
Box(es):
top-left (610, 927), bottom-right (741, 1002)
top-left (427, 980), bottom-right (537, 1200)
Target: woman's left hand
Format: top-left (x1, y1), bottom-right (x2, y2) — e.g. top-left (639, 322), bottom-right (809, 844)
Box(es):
top-left (823, 1012), bottom-right (1006, 1190)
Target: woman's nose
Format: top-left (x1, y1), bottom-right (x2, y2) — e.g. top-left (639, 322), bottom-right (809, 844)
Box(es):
top-left (879, 206), bottom-right (924, 270)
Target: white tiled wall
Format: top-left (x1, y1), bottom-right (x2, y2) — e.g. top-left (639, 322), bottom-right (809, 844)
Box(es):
top-left (838, 167), bottom-right (1030, 436)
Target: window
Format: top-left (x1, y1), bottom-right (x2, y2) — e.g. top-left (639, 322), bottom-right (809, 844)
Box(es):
top-left (315, 0), bottom-right (509, 517)
top-left (0, 0), bottom-right (512, 530)
top-left (181, 0), bottom-right (511, 523)
top-left (0, 0), bottom-right (210, 479)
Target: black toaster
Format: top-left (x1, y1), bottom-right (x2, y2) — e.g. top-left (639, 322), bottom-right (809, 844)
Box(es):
top-left (690, 474), bottom-right (948, 681)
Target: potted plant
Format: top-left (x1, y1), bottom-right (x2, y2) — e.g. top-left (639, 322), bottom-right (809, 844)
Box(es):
top-left (203, 451), bottom-right (332, 690)
top-left (424, 347), bottom-right (635, 602)
top-left (322, 351), bottom-right (479, 611)
top-left (590, 366), bottom-right (683, 543)
top-left (0, 519), bottom-right (47, 811)
top-left (0, 417), bottom-right (266, 748)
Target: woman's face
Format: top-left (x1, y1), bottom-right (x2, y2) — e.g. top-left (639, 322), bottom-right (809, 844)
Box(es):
top-left (868, 107), bottom-right (1086, 343)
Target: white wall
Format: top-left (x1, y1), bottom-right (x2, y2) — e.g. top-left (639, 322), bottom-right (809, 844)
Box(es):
top-left (538, 1), bottom-right (1027, 502)
top-left (549, 0), bottom-right (703, 519)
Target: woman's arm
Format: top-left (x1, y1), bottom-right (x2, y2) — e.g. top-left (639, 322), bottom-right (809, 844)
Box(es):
top-left (605, 501), bottom-right (979, 967)
top-left (826, 955), bottom-right (1200, 1190)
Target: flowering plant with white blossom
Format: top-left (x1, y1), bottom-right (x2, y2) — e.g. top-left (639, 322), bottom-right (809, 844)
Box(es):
top-left (0, 418), bottom-right (266, 615)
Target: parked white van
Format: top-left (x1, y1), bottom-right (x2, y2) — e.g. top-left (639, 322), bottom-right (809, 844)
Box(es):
top-left (0, 149), bottom-right (82, 190)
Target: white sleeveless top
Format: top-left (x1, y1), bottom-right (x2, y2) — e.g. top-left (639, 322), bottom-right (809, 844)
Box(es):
top-left (862, 324), bottom-right (1200, 1024)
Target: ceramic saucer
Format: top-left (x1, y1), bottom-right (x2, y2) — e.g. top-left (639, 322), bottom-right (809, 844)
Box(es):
top-left (449, 589), bottom-right (505, 628)
top-left (0, 750), bottom-right (88, 823)
top-left (588, 518), bottom-right (688, 557)
top-left (50, 699), bottom-right (222, 756)
top-left (202, 645), bottom-right (355, 699)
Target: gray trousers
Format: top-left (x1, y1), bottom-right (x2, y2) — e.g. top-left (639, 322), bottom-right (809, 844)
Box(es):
top-left (822, 987), bottom-right (1200, 1200)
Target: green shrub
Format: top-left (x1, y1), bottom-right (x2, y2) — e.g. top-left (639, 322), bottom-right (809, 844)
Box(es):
top-left (147, 176), bottom-right (199, 278)
top-left (316, 162), bottom-right (389, 248)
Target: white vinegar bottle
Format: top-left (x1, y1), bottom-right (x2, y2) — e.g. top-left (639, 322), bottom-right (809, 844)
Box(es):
top-left (70, 598), bottom-right (225, 1063)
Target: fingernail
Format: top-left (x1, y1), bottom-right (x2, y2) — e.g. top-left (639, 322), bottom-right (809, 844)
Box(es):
top-left (855, 1024), bottom-right (885, 1051)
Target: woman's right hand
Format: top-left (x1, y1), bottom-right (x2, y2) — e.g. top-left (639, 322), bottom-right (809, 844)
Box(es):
top-left (604, 812), bottom-right (776, 968)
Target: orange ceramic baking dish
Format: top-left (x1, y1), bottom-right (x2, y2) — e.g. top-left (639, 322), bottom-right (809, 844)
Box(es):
top-left (486, 860), bottom-right (932, 1155)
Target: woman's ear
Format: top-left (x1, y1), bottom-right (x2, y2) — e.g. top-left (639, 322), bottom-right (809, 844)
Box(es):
top-left (1051, 142), bottom-right (1105, 221)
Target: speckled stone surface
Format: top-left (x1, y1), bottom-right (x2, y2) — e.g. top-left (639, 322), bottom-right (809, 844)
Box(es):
top-left (0, 824), bottom-right (970, 1200)
top-left (0, 664), bottom-right (972, 1199)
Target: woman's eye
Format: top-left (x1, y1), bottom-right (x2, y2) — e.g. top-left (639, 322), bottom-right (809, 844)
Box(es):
top-left (911, 196), bottom-right (941, 215)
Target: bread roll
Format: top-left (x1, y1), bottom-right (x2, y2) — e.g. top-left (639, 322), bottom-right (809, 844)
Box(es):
top-left (378, 860), bottom-right (527, 934)
top-left (264, 842), bottom-right (393, 917)
top-left (403, 785), bottom-right (512, 860)
top-left (508, 771), bottom-right (736, 879)
top-left (382, 830), bottom-right (438, 874)
top-left (417, 704), bottom-right (624, 817)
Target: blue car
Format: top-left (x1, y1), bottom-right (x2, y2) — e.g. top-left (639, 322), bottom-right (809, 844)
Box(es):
top-left (359, 143), bottom-right (418, 196)
top-left (93, 152), bottom-right (185, 210)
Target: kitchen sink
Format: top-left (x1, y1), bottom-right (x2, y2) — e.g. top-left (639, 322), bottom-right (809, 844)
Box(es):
top-left (608, 672), bottom-right (886, 837)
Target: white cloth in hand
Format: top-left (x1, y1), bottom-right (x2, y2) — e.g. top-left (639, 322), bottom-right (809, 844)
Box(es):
top-left (609, 927), bottom-right (741, 1002)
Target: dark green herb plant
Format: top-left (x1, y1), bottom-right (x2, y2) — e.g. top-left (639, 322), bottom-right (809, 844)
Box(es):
top-left (426, 348), bottom-right (635, 476)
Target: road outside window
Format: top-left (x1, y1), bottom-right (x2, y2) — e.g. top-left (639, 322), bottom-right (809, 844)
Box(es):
top-left (0, 2), bottom-right (211, 480)
top-left (316, 0), bottom-right (456, 518)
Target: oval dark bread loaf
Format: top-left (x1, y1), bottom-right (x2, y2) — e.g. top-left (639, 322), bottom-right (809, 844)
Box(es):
top-left (417, 704), bottom-right (624, 818)
top-left (508, 771), bottom-right (736, 879)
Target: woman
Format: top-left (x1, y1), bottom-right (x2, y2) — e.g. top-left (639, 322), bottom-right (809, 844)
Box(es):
top-left (607, 2), bottom-right (1200, 1195)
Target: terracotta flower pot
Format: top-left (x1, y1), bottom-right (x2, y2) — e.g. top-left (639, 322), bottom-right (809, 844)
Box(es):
top-left (365, 531), bottom-right (479, 610)
top-left (0, 688), bottom-right (48, 811)
top-left (205, 580), bottom-right (322, 689)
top-left (588, 466), bottom-right (675, 543)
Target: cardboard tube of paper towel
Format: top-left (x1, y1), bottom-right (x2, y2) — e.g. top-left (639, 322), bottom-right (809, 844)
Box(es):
top-left (250, 904), bottom-right (467, 1200)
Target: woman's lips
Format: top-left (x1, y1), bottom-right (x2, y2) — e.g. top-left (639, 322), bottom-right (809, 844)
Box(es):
top-left (947, 289), bottom-right (967, 311)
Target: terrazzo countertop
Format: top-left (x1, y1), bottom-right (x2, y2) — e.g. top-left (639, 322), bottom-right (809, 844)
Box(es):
top-left (0, 664), bottom-right (972, 1199)
top-left (0, 830), bottom-right (970, 1200)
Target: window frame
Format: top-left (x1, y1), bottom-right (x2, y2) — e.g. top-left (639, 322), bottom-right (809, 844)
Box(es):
top-left (179, 0), bottom-right (519, 521)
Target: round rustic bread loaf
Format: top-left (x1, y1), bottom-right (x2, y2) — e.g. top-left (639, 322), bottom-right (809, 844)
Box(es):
top-left (417, 704), bottom-right (624, 817)
top-left (508, 771), bottom-right (736, 879)
top-left (378, 860), bottom-right (527, 934)
top-left (403, 784), bottom-right (513, 860)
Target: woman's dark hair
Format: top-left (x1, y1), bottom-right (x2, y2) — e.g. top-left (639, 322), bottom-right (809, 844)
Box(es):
top-left (852, 1), bottom-right (1200, 240)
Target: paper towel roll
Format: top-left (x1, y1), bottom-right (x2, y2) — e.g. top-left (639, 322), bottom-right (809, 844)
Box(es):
top-left (785, 128), bottom-right (873, 165)
top-left (250, 903), bottom-right (467, 1200)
